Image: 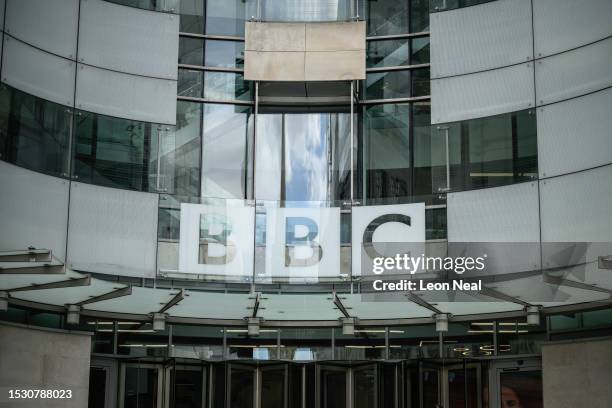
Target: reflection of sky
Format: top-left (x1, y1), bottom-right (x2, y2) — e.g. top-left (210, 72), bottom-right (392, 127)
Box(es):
top-left (284, 114), bottom-right (329, 202)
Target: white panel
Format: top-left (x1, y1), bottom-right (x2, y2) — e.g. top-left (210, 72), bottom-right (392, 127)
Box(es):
top-left (431, 63), bottom-right (534, 124)
top-left (67, 182), bottom-right (158, 277)
top-left (535, 38), bottom-right (612, 106)
top-left (0, 161), bottom-right (69, 262)
top-left (447, 182), bottom-right (540, 242)
top-left (430, 0), bottom-right (533, 78)
top-left (1, 37), bottom-right (75, 106)
top-left (537, 88), bottom-right (612, 178)
top-left (75, 63), bottom-right (177, 124)
top-left (533, 0), bottom-right (612, 57)
top-left (78, 0), bottom-right (179, 79)
top-left (5, 0), bottom-right (79, 59)
top-left (540, 165), bottom-right (612, 242)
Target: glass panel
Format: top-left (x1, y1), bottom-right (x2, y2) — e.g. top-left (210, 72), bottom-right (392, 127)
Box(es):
top-left (117, 322), bottom-right (169, 357)
top-left (422, 367), bottom-right (440, 408)
top-left (411, 0), bottom-right (430, 32)
top-left (367, 39), bottom-right (410, 68)
top-left (448, 367), bottom-right (478, 408)
top-left (201, 104), bottom-right (252, 198)
top-left (205, 40), bottom-right (245, 68)
top-left (179, 37), bottom-right (204, 66)
top-left (334, 327), bottom-right (385, 360)
top-left (179, 0), bottom-right (205, 33)
top-left (0, 84), bottom-right (71, 178)
top-left (255, 111), bottom-right (351, 202)
top-left (260, 0), bottom-right (351, 22)
top-left (171, 325), bottom-right (225, 359)
top-left (227, 328), bottom-right (278, 359)
top-left (278, 328), bottom-right (333, 360)
top-left (123, 366), bottom-right (158, 408)
top-left (582, 308), bottom-right (612, 328)
top-left (320, 367), bottom-right (346, 408)
top-left (205, 0), bottom-right (250, 36)
top-left (170, 369), bottom-right (203, 408)
top-left (389, 325), bottom-right (440, 359)
top-left (88, 367), bottom-right (106, 408)
top-left (412, 68), bottom-right (430, 97)
top-left (496, 319), bottom-right (546, 355)
top-left (499, 370), bottom-right (543, 408)
top-left (229, 366), bottom-right (255, 408)
top-left (354, 366), bottom-right (376, 408)
top-left (178, 69), bottom-right (203, 98)
top-left (366, 0), bottom-right (409, 36)
top-left (203, 72), bottom-right (252, 101)
top-left (361, 104), bottom-right (411, 202)
top-left (73, 111), bottom-right (165, 192)
top-left (261, 367), bottom-right (285, 408)
top-left (364, 70), bottom-right (411, 100)
top-left (149, 101), bottom-right (201, 196)
top-left (411, 37), bottom-right (430, 64)
top-left (426, 207), bottom-right (447, 240)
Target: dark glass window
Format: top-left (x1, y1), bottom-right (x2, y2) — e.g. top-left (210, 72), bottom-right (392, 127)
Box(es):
top-left (203, 72), bottom-right (252, 101)
top-left (201, 104), bottom-right (252, 198)
top-left (205, 40), bottom-right (245, 69)
top-left (415, 109), bottom-right (538, 195)
top-left (411, 37), bottom-right (430, 65)
top-left (73, 111), bottom-right (156, 190)
top-left (123, 366), bottom-right (159, 408)
top-left (411, 68), bottom-right (430, 97)
top-left (367, 39), bottom-right (410, 68)
top-left (410, 0), bottom-right (430, 32)
top-left (0, 84), bottom-right (71, 177)
top-left (361, 103), bottom-right (411, 202)
top-left (178, 69), bottom-right (203, 98)
top-left (366, 0), bottom-right (409, 36)
top-left (205, 0), bottom-right (249, 37)
top-left (179, 37), bottom-right (204, 66)
top-left (431, 0), bottom-right (497, 13)
top-left (364, 70), bottom-right (411, 100)
top-left (179, 1), bottom-right (205, 34)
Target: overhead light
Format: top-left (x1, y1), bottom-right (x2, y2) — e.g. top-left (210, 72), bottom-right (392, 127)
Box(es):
top-left (152, 313), bottom-right (166, 331)
top-left (0, 291), bottom-right (8, 312)
top-left (247, 317), bottom-right (261, 336)
top-left (341, 317), bottom-right (357, 335)
top-left (526, 306), bottom-right (541, 326)
top-left (66, 305), bottom-right (81, 325)
top-left (435, 313), bottom-right (450, 332)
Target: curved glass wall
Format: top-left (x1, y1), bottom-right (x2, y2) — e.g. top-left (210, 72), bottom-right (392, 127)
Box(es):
top-left (0, 84), bottom-right (71, 178)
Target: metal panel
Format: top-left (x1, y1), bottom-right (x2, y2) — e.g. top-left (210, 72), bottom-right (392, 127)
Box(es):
top-left (1, 37), bottom-right (75, 106)
top-left (78, 0), bottom-right (179, 79)
top-left (535, 37), bottom-right (612, 106)
top-left (540, 165), bottom-right (612, 242)
top-left (75, 63), bottom-right (177, 124)
top-left (0, 161), bottom-right (69, 262)
top-left (537, 88), bottom-right (612, 178)
top-left (447, 182), bottom-right (540, 242)
top-left (430, 0), bottom-right (533, 78)
top-left (67, 182), bottom-right (158, 277)
top-left (0, 0), bottom-right (5, 31)
top-left (5, 0), bottom-right (79, 59)
top-left (431, 62), bottom-right (534, 124)
top-left (533, 0), bottom-right (612, 57)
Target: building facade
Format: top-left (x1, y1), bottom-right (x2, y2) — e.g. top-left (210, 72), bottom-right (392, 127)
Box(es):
top-left (0, 0), bottom-right (611, 407)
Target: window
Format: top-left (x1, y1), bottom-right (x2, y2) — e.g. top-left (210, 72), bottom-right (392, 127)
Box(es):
top-left (205, 0), bottom-right (250, 37)
top-left (366, 0), bottom-right (410, 36)
top-left (205, 40), bottom-right (245, 69)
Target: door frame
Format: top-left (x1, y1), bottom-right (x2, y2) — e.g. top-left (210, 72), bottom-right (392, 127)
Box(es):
top-left (488, 358), bottom-right (541, 408)
top-left (90, 357), bottom-right (118, 408)
top-left (118, 362), bottom-right (164, 408)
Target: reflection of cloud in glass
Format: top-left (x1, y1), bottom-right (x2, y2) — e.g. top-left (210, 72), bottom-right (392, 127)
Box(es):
top-left (285, 114), bottom-right (329, 202)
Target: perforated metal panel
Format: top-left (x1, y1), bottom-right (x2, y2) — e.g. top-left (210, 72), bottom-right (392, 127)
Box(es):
top-left (5, 0), bottom-right (79, 59)
top-left (431, 62), bottom-right (535, 124)
top-left (537, 88), bottom-right (612, 178)
top-left (0, 161), bottom-right (69, 262)
top-left (75, 63), bottom-right (177, 124)
top-left (533, 0), bottom-right (612, 57)
top-left (430, 0), bottom-right (533, 78)
top-left (1, 37), bottom-right (76, 106)
top-left (67, 182), bottom-right (158, 277)
top-left (78, 0), bottom-right (179, 79)
top-left (535, 38), bottom-right (612, 106)
top-left (540, 165), bottom-right (612, 242)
